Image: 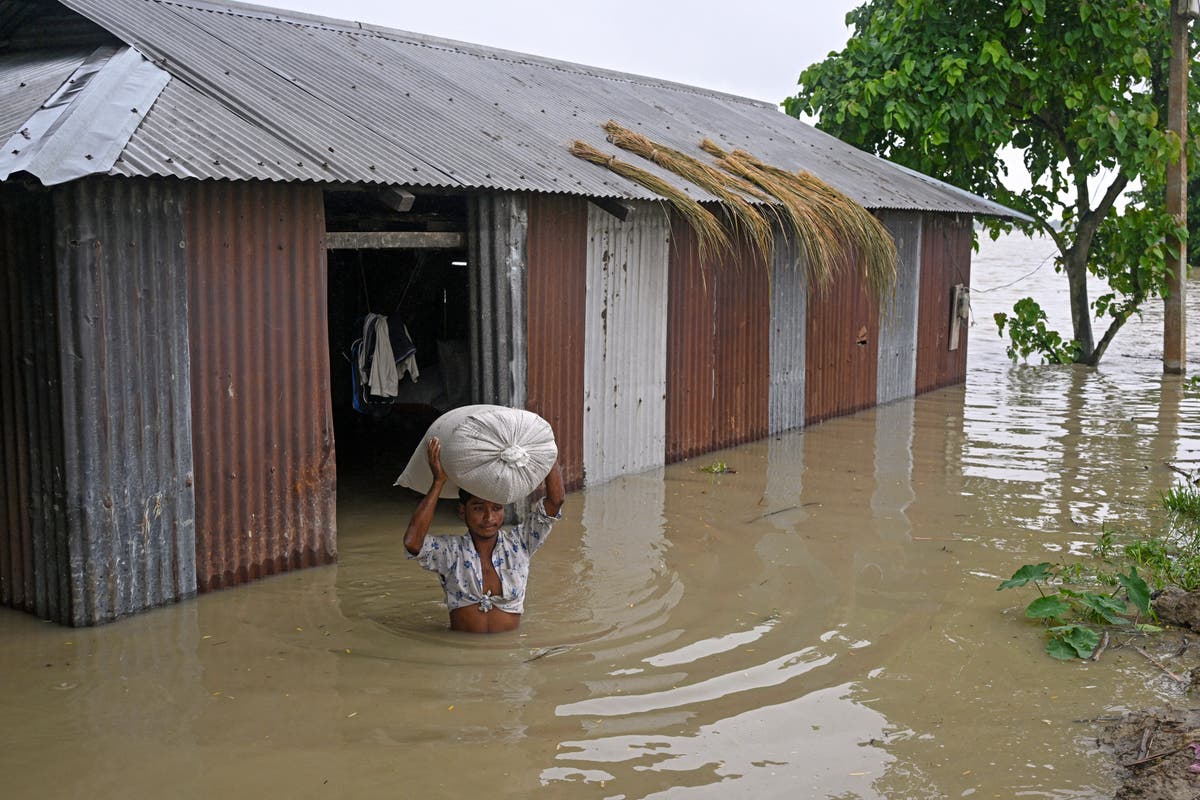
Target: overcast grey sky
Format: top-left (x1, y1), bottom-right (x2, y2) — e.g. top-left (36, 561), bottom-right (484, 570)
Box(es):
top-left (249, 0), bottom-right (865, 108)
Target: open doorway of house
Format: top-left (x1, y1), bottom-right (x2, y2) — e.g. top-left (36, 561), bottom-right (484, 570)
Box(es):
top-left (324, 189), bottom-right (470, 483)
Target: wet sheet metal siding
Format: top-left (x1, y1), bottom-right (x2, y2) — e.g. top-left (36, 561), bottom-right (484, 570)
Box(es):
top-left (769, 231), bottom-right (807, 434)
top-left (805, 255), bottom-right (880, 425)
top-left (583, 201), bottom-right (670, 486)
top-left (468, 193), bottom-right (527, 409)
top-left (525, 193), bottom-right (587, 491)
top-left (915, 213), bottom-right (973, 394)
top-left (666, 224), bottom-right (770, 458)
top-left (54, 177), bottom-right (197, 625)
top-left (666, 222), bottom-right (716, 463)
top-left (186, 181), bottom-right (336, 593)
top-left (876, 211), bottom-right (922, 405)
top-left (0, 185), bottom-right (71, 623)
top-left (713, 238), bottom-right (771, 450)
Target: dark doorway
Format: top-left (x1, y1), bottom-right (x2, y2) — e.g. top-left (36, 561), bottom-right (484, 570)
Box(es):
top-left (324, 189), bottom-right (470, 481)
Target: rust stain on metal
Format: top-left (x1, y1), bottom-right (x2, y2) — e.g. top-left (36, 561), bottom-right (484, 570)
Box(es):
top-left (666, 221), bottom-right (716, 463)
top-left (915, 214), bottom-right (972, 394)
top-left (712, 237), bottom-right (770, 450)
top-left (185, 181), bottom-right (336, 592)
top-left (525, 194), bottom-right (587, 491)
top-left (805, 250), bottom-right (880, 425)
top-left (666, 224), bottom-right (770, 461)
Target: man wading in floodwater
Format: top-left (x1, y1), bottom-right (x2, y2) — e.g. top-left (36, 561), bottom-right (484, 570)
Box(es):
top-left (403, 437), bottom-right (565, 633)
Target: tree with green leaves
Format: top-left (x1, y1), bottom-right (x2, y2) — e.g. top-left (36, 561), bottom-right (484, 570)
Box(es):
top-left (786, 0), bottom-right (1199, 366)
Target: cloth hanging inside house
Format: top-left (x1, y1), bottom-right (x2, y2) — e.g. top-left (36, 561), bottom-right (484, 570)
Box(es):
top-left (387, 311), bottom-right (419, 384)
top-left (350, 312), bottom-right (421, 415)
top-left (364, 313), bottom-right (398, 396)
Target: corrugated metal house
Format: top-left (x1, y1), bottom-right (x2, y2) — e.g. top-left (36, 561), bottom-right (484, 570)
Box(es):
top-left (0, 0), bottom-right (1023, 626)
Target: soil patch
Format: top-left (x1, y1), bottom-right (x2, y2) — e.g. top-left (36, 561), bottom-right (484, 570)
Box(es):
top-left (1102, 708), bottom-right (1200, 799)
top-left (1101, 590), bottom-right (1200, 798)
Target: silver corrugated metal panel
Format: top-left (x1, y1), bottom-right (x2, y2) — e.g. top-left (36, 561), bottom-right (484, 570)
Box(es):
top-left (39, 0), bottom-right (1023, 218)
top-left (876, 211), bottom-right (922, 405)
top-left (0, 49), bottom-right (90, 141)
top-left (769, 230), bottom-right (807, 434)
top-left (53, 177), bottom-right (197, 625)
top-left (0, 44), bottom-right (168, 185)
top-left (583, 202), bottom-right (670, 486)
top-left (468, 193), bottom-right (527, 407)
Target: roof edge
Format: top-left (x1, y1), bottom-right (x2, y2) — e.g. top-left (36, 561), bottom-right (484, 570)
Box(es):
top-left (109, 0), bottom-right (779, 109)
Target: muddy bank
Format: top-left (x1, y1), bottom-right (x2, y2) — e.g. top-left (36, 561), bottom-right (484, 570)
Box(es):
top-left (1102, 592), bottom-right (1200, 799)
top-left (1104, 706), bottom-right (1200, 799)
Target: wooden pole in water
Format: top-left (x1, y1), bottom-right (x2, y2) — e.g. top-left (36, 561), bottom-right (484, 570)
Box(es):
top-left (1164, 0), bottom-right (1196, 374)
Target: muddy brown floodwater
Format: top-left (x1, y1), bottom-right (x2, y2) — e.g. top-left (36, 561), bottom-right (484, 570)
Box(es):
top-left (3, 233), bottom-right (1200, 799)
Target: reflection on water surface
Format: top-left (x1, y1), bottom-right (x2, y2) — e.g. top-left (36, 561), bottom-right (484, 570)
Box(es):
top-left (2, 233), bottom-right (1200, 799)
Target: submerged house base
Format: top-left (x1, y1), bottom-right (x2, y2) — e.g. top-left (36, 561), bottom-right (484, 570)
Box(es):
top-left (0, 0), bottom-right (1017, 626)
top-left (0, 176), bottom-right (973, 626)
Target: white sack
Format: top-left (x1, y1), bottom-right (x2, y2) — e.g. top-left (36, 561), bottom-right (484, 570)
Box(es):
top-left (394, 405), bottom-right (558, 504)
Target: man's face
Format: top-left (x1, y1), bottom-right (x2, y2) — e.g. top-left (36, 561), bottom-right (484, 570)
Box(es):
top-left (459, 496), bottom-right (505, 539)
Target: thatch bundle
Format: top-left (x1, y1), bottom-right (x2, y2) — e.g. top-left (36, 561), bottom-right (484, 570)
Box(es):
top-left (568, 140), bottom-right (730, 264)
top-left (701, 139), bottom-right (897, 298)
top-left (569, 124), bottom-right (897, 299)
top-left (601, 121), bottom-right (775, 261)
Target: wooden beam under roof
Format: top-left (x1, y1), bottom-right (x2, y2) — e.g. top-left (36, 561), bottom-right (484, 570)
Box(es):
top-left (325, 231), bottom-right (465, 249)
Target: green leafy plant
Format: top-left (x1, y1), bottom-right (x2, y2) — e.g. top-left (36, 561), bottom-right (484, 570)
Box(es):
top-left (999, 482), bottom-right (1200, 660)
top-left (787, 0), bottom-right (1200, 366)
top-left (698, 461), bottom-right (735, 474)
top-left (1163, 484), bottom-right (1200, 526)
top-left (994, 298), bottom-right (1080, 364)
top-left (998, 561), bottom-right (1150, 661)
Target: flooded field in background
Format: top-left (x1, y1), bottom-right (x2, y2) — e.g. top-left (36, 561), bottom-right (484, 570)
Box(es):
top-left (3, 233), bottom-right (1200, 799)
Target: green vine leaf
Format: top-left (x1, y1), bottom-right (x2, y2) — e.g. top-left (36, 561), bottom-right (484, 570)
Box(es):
top-left (999, 562), bottom-right (1055, 590)
top-left (1026, 595), bottom-right (1071, 620)
top-left (1077, 593), bottom-right (1130, 625)
top-left (1048, 625), bottom-right (1100, 659)
top-left (1117, 567), bottom-right (1151, 616)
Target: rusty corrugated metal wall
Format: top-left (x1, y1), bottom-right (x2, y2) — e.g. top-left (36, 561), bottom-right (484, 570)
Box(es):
top-left (769, 231), bottom-right (807, 435)
top-left (713, 237), bottom-right (771, 450)
top-left (915, 213), bottom-right (972, 394)
top-left (805, 252), bottom-right (880, 425)
top-left (0, 184), bottom-right (71, 622)
top-left (525, 193), bottom-right (588, 491)
top-left (583, 202), bottom-right (671, 486)
top-left (665, 222), bottom-right (716, 463)
top-left (666, 224), bottom-right (771, 461)
top-left (185, 180), bottom-right (335, 592)
top-left (876, 211), bottom-right (922, 405)
top-left (468, 193), bottom-right (527, 408)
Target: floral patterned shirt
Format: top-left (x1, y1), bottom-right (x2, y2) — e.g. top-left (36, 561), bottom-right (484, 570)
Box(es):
top-left (412, 498), bottom-right (560, 614)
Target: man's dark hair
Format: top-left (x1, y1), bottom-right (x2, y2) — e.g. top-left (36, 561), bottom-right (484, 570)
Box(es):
top-left (457, 488), bottom-right (475, 505)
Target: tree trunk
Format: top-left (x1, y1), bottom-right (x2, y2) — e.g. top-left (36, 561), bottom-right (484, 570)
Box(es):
top-left (1062, 246), bottom-right (1095, 363)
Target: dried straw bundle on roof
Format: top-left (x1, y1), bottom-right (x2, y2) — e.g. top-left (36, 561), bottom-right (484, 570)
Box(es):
top-left (601, 121), bottom-right (775, 262)
top-left (700, 139), bottom-right (897, 297)
top-left (569, 140), bottom-right (730, 263)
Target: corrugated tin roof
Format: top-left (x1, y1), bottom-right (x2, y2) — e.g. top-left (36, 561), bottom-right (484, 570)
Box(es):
top-left (0, 49), bottom-right (90, 142)
top-left (2, 0), bottom-right (1023, 217)
top-left (0, 44), bottom-right (169, 184)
